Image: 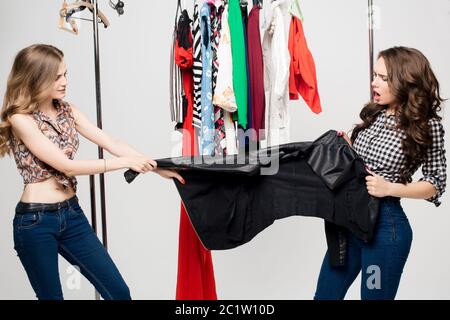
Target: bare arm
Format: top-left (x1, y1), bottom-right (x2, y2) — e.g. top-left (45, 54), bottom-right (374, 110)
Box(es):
top-left (70, 104), bottom-right (185, 184)
top-left (366, 119), bottom-right (446, 204)
top-left (388, 181), bottom-right (437, 199)
top-left (366, 169), bottom-right (438, 199)
top-left (344, 130), bottom-right (437, 199)
top-left (338, 128), bottom-right (436, 199)
top-left (70, 104), bottom-right (145, 158)
top-left (10, 114), bottom-right (130, 176)
top-left (10, 114), bottom-right (153, 177)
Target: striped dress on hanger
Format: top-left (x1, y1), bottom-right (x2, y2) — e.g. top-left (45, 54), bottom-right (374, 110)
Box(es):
top-left (192, 4), bottom-right (202, 129)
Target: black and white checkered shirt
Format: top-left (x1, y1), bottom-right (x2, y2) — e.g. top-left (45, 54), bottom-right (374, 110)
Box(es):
top-left (353, 109), bottom-right (447, 206)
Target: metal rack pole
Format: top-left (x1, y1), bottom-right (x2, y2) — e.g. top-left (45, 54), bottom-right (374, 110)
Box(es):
top-left (91, 0), bottom-right (108, 300)
top-left (368, 0), bottom-right (375, 99)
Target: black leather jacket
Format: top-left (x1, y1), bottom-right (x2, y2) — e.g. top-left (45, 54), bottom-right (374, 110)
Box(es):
top-left (125, 130), bottom-right (380, 267)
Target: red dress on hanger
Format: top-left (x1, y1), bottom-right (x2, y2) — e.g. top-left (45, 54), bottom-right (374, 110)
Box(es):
top-left (174, 34), bottom-right (217, 300)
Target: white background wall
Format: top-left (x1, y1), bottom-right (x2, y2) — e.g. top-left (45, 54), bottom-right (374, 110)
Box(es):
top-left (0, 0), bottom-right (449, 300)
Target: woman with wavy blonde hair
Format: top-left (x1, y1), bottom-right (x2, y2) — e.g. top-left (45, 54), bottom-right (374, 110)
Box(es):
top-left (0, 44), bottom-right (184, 300)
top-left (314, 47), bottom-right (447, 300)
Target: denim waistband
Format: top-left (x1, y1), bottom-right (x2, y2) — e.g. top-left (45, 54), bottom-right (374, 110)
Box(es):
top-left (15, 196), bottom-right (79, 214)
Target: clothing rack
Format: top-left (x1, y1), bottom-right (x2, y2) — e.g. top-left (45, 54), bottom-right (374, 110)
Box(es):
top-left (89, 0), bottom-right (108, 300)
top-left (73, 0), bottom-right (376, 300)
top-left (61, 0), bottom-right (125, 300)
top-left (368, 0), bottom-right (374, 98)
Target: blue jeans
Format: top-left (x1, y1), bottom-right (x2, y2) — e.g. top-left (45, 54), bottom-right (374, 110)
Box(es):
top-left (13, 196), bottom-right (131, 300)
top-left (314, 197), bottom-right (413, 300)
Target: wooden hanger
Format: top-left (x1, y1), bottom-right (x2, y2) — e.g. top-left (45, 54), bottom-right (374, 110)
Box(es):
top-left (59, 0), bottom-right (110, 35)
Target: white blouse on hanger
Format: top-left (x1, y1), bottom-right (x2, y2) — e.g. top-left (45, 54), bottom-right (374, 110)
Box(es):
top-left (260, 0), bottom-right (291, 147)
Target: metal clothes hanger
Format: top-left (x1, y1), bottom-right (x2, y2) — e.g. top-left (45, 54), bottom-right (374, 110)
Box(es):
top-left (175, 0), bottom-right (183, 28)
top-left (252, 0), bottom-right (262, 7)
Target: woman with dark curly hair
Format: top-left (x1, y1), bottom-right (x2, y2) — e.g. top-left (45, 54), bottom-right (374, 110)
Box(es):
top-left (314, 47), bottom-right (447, 300)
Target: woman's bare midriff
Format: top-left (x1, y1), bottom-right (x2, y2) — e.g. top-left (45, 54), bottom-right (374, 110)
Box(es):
top-left (20, 177), bottom-right (76, 204)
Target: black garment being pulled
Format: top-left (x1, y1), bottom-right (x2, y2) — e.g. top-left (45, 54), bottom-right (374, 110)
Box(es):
top-left (125, 130), bottom-right (380, 267)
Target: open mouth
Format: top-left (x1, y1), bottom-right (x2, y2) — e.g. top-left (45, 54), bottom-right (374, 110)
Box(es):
top-left (373, 92), bottom-right (381, 100)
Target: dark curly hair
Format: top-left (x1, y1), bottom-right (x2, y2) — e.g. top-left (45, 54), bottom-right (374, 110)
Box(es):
top-left (351, 47), bottom-right (445, 183)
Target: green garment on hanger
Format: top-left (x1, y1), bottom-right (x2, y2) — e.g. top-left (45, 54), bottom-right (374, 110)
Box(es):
top-left (228, 0), bottom-right (248, 129)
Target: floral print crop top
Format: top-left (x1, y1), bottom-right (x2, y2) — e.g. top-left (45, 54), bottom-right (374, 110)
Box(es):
top-left (10, 100), bottom-right (79, 191)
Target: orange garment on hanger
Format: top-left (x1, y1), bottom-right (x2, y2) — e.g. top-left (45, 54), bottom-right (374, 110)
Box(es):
top-left (288, 16), bottom-right (322, 114)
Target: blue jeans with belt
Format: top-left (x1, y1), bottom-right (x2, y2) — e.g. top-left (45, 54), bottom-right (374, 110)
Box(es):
top-left (314, 197), bottom-right (413, 300)
top-left (13, 196), bottom-right (131, 300)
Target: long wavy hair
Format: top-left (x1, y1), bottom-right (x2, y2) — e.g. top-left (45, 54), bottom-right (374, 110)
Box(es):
top-left (351, 46), bottom-right (445, 183)
top-left (0, 44), bottom-right (64, 158)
